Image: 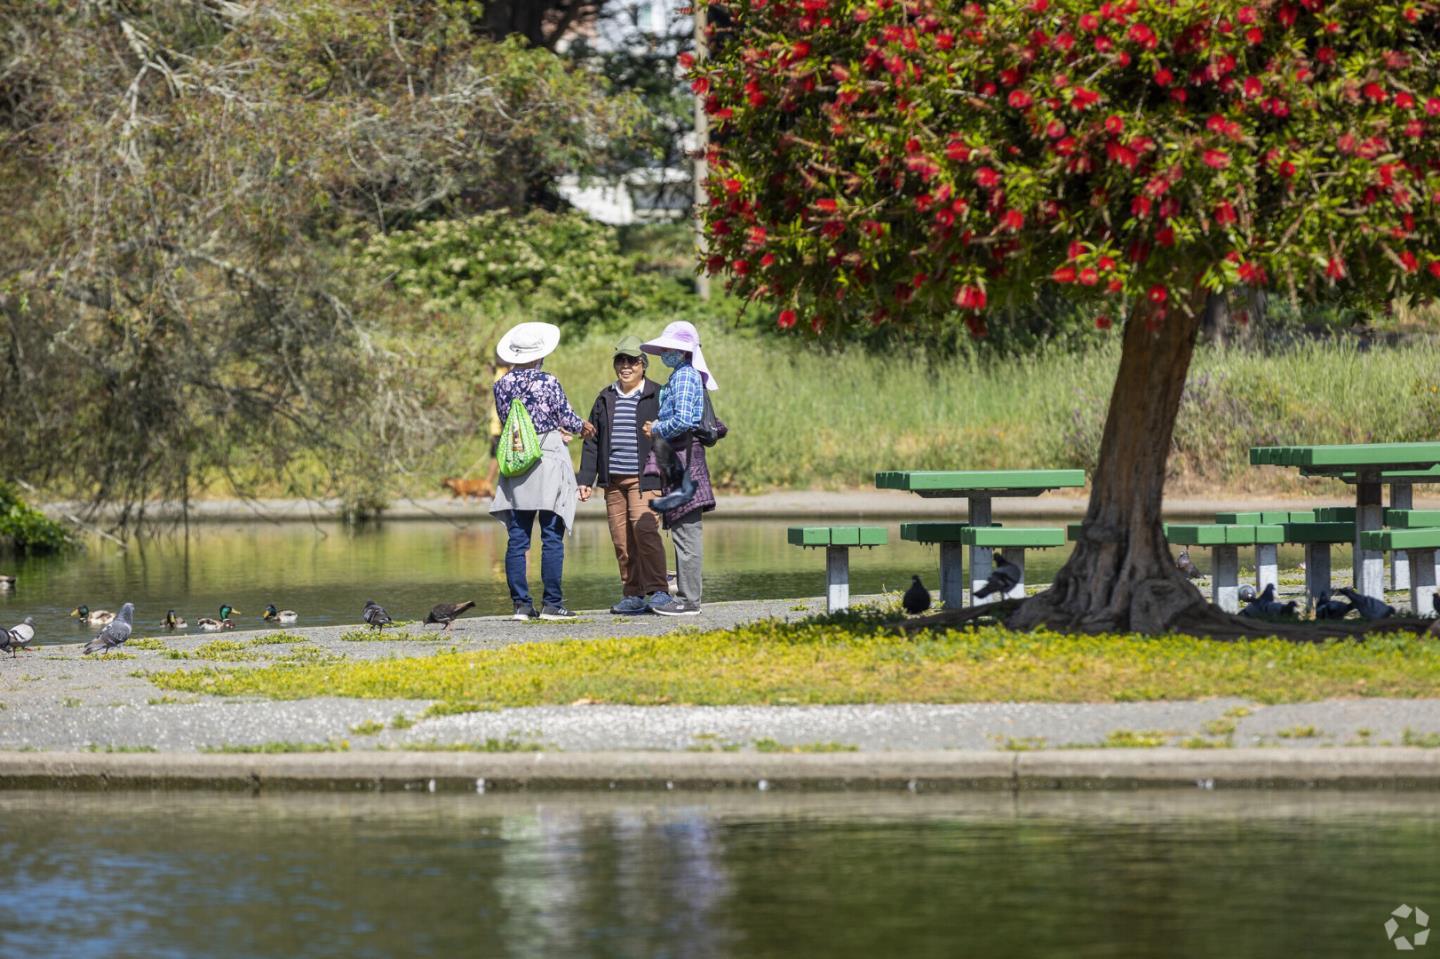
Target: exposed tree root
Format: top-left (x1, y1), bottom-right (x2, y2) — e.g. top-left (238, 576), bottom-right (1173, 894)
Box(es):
top-left (899, 590), bottom-right (1437, 644)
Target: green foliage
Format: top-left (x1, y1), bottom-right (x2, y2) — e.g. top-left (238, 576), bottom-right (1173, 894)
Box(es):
top-left (361, 210), bottom-right (703, 331)
top-left (695, 0), bottom-right (1440, 337)
top-left (0, 482), bottom-right (72, 554)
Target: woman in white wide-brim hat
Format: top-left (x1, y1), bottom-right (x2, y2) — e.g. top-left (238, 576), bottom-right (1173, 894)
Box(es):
top-left (639, 320), bottom-right (725, 618)
top-left (490, 322), bottom-right (595, 621)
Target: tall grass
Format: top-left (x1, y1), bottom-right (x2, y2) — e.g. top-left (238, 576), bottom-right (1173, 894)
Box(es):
top-left (432, 328), bottom-right (1440, 496)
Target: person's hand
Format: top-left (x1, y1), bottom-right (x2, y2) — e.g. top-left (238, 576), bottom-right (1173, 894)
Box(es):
top-left (559, 430), bottom-right (573, 445)
top-left (580, 420), bottom-right (597, 439)
top-left (578, 485), bottom-right (592, 502)
top-left (642, 420), bottom-right (654, 438)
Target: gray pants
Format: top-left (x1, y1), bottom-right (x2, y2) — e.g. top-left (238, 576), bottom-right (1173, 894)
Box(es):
top-left (670, 511), bottom-right (703, 604)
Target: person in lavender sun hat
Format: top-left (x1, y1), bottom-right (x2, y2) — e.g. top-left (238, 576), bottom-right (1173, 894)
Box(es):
top-left (639, 321), bottom-right (725, 617)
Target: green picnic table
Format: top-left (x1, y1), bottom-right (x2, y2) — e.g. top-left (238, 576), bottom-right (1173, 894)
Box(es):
top-left (876, 469), bottom-right (1085, 607)
top-left (1251, 443), bottom-right (1440, 600)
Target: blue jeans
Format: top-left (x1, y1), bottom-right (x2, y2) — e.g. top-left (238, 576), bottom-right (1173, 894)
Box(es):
top-left (505, 509), bottom-right (565, 609)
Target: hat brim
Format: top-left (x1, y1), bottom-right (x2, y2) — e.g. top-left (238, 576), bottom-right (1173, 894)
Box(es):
top-left (640, 336), bottom-right (694, 355)
top-left (497, 322), bottom-right (562, 364)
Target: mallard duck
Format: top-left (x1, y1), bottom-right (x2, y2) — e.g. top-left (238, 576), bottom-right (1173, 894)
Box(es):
top-left (70, 605), bottom-right (116, 628)
top-left (162, 609), bottom-right (187, 629)
top-left (197, 604), bottom-right (239, 631)
top-left (0, 574), bottom-right (15, 590)
top-left (263, 604), bottom-right (298, 624)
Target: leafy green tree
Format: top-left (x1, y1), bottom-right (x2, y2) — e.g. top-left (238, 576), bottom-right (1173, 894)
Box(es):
top-left (693, 0), bottom-right (1440, 632)
top-left (0, 0), bottom-right (636, 527)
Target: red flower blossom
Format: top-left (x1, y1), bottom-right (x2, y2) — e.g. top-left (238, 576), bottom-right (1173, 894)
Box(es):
top-left (1078, 267), bottom-right (1099, 286)
top-left (1000, 209), bottom-right (1024, 231)
top-left (1051, 264), bottom-right (1077, 283)
top-left (1202, 149), bottom-right (1231, 169)
top-left (1105, 114), bottom-right (1125, 135)
top-left (975, 166), bottom-right (1001, 188)
top-left (1325, 257), bottom-right (1346, 279)
top-left (1214, 201), bottom-right (1237, 226)
top-left (1094, 314), bottom-right (1112, 330)
top-left (1008, 89), bottom-right (1033, 109)
top-left (777, 310), bottom-right (797, 329)
top-left (954, 285), bottom-right (987, 310)
top-left (814, 198), bottom-right (839, 213)
top-left (1148, 285), bottom-right (1168, 303)
top-left (1154, 67), bottom-right (1173, 87)
top-left (1400, 250), bottom-right (1419, 272)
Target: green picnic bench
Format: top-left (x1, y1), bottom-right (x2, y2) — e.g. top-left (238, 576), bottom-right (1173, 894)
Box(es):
top-left (786, 526), bottom-right (888, 613)
top-left (1362, 513), bottom-right (1440, 614)
top-left (901, 523), bottom-right (1065, 608)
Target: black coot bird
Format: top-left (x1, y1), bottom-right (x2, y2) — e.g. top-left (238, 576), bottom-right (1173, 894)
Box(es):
top-left (363, 600), bottom-right (393, 631)
top-left (902, 576), bottom-right (931, 616)
top-left (425, 601), bottom-right (475, 632)
top-left (83, 603), bottom-right (134, 655)
top-left (974, 552), bottom-right (1021, 599)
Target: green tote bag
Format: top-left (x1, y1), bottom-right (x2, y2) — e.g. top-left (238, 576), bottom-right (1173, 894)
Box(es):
top-left (498, 398), bottom-right (542, 477)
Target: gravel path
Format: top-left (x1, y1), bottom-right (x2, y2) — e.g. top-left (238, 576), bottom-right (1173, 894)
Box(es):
top-left (6, 594), bottom-right (1440, 755)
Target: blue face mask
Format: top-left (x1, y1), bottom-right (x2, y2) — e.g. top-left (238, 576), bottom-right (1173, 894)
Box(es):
top-left (661, 350), bottom-right (685, 368)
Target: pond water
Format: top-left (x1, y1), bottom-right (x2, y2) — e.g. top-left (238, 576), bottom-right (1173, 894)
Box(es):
top-left (2, 790), bottom-right (1436, 958)
top-left (0, 518), bottom-right (1311, 644)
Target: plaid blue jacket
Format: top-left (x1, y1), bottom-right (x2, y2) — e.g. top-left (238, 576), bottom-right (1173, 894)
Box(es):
top-left (655, 362), bottom-right (704, 440)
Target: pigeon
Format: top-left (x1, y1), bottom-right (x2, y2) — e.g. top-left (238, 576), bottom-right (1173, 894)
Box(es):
top-left (425, 600), bottom-right (475, 632)
top-left (1238, 584), bottom-right (1257, 603)
top-left (1337, 587), bottom-right (1395, 621)
top-left (0, 617), bottom-right (35, 658)
top-left (70, 605), bottom-right (115, 628)
top-left (82, 602), bottom-right (133, 655)
top-left (902, 576), bottom-right (931, 616)
top-left (1175, 548), bottom-right (1202, 580)
top-left (363, 599), bottom-right (393, 631)
top-left (263, 604), bottom-right (298, 624)
top-left (648, 435), bottom-right (698, 514)
top-left (161, 609), bottom-right (187, 630)
top-left (1314, 589), bottom-right (1354, 621)
top-left (1244, 583), bottom-right (1275, 606)
top-left (1239, 583), bottom-right (1296, 619)
top-left (974, 552), bottom-right (1021, 599)
top-left (197, 605), bottom-right (238, 631)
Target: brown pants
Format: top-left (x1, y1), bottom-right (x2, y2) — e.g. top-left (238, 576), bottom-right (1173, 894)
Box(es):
top-left (605, 476), bottom-right (668, 597)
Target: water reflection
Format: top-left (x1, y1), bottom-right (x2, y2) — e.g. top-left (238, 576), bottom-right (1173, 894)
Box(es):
top-left (1, 790), bottom-right (1436, 958)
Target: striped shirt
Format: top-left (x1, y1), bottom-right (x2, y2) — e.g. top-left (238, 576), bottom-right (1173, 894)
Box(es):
top-left (607, 382), bottom-right (642, 476)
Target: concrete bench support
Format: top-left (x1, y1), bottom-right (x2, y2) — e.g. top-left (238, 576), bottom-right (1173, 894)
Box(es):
top-left (968, 497), bottom-right (994, 607)
top-left (1001, 547), bottom-right (1027, 600)
top-left (1255, 544), bottom-right (1279, 594)
top-left (825, 547), bottom-right (850, 613)
top-left (939, 542), bottom-right (965, 610)
top-left (1355, 483), bottom-right (1386, 599)
top-left (1304, 543), bottom-right (1331, 612)
top-left (1212, 546), bottom-right (1240, 613)
top-left (1392, 482), bottom-right (1413, 592)
top-left (1408, 548), bottom-right (1437, 618)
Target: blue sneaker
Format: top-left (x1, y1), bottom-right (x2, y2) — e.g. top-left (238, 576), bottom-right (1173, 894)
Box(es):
top-left (610, 595), bottom-right (651, 616)
top-left (646, 591), bottom-right (676, 614)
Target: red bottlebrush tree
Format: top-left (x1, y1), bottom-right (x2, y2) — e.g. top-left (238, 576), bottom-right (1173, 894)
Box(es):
top-left (692, 0), bottom-right (1440, 633)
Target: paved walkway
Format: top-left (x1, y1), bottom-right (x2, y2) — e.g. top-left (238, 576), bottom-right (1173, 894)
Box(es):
top-left (6, 597), bottom-right (1440, 775)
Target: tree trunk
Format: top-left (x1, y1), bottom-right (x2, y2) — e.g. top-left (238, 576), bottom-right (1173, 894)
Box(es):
top-left (1009, 291), bottom-right (1224, 634)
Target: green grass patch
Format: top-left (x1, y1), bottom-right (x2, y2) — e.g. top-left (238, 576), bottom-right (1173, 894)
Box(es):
top-left (391, 713), bottom-right (416, 729)
top-left (753, 738), bottom-right (858, 753)
top-left (1402, 728), bottom-right (1440, 748)
top-left (1276, 724), bottom-right (1321, 739)
top-left (251, 632), bottom-right (305, 645)
top-left (339, 629), bottom-right (429, 643)
top-left (146, 616), bottom-right (1440, 707)
top-left (1100, 729), bottom-right (1170, 748)
top-left (1179, 737), bottom-right (1231, 749)
top-left (382, 738), bottom-right (548, 752)
top-left (999, 736), bottom-right (1048, 752)
top-left (126, 638), bottom-right (168, 651)
top-left (190, 640), bottom-right (261, 662)
top-left (350, 719), bottom-right (386, 736)
top-left (86, 744), bottom-right (158, 753)
top-left (201, 740), bottom-right (351, 753)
